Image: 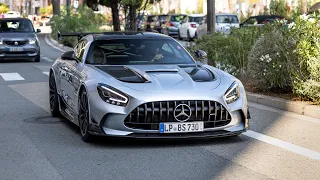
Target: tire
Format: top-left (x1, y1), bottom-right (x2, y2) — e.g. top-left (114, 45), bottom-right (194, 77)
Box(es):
top-left (34, 52), bottom-right (40, 62)
top-left (78, 89), bottom-right (94, 142)
top-left (178, 30), bottom-right (182, 40)
top-left (49, 73), bottom-right (60, 117)
top-left (187, 30), bottom-right (192, 42)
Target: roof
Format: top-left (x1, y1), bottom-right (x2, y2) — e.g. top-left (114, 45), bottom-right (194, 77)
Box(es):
top-left (216, 13), bottom-right (238, 16)
top-left (188, 14), bottom-right (205, 17)
top-left (251, 15), bottom-right (285, 18)
top-left (93, 32), bottom-right (171, 40)
top-left (0, 18), bottom-right (31, 21)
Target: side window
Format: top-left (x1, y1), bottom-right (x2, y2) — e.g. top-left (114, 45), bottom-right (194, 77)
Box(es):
top-left (245, 17), bottom-right (258, 25)
top-left (74, 40), bottom-right (87, 61)
top-left (162, 44), bottom-right (173, 53)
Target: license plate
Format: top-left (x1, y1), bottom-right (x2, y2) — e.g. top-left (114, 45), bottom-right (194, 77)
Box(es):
top-left (9, 48), bottom-right (24, 52)
top-left (159, 121), bottom-right (204, 133)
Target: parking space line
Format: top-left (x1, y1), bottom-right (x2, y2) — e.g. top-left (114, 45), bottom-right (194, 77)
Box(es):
top-left (43, 72), bottom-right (49, 76)
top-left (0, 73), bottom-right (25, 81)
top-left (42, 57), bottom-right (54, 62)
top-left (243, 130), bottom-right (320, 160)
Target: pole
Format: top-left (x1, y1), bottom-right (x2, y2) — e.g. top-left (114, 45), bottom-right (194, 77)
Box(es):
top-left (207, 0), bottom-right (216, 34)
top-left (67, 0), bottom-right (71, 15)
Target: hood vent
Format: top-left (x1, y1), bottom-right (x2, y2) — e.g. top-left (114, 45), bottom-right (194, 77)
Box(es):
top-left (95, 65), bottom-right (149, 83)
top-left (179, 65), bottom-right (216, 82)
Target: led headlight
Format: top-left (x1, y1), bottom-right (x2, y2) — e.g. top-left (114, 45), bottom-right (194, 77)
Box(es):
top-left (97, 84), bottom-right (129, 106)
top-left (29, 38), bottom-right (36, 44)
top-left (224, 81), bottom-right (240, 104)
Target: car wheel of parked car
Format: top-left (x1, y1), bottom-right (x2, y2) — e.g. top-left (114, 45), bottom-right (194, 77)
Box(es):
top-left (178, 30), bottom-right (182, 40)
top-left (187, 30), bottom-right (192, 41)
top-left (49, 73), bottom-right (61, 117)
top-left (79, 89), bottom-right (94, 142)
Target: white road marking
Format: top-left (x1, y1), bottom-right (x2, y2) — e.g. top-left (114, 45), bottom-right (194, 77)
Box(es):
top-left (44, 35), bottom-right (66, 52)
top-left (243, 130), bottom-right (320, 160)
top-left (0, 73), bottom-right (25, 81)
top-left (42, 57), bottom-right (54, 62)
top-left (43, 72), bottom-right (49, 76)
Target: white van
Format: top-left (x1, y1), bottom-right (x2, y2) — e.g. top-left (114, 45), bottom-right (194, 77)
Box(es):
top-left (197, 14), bottom-right (240, 37)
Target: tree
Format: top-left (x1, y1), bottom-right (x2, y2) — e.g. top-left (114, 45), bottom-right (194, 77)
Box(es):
top-left (52, 0), bottom-right (61, 16)
top-left (302, 0), bottom-right (307, 14)
top-left (86, 0), bottom-right (121, 31)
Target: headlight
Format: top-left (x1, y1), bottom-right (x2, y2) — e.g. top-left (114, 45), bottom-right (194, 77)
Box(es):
top-left (97, 84), bottom-right (129, 106)
top-left (29, 38), bottom-right (36, 44)
top-left (0, 38), bottom-right (3, 45)
top-left (224, 81), bottom-right (240, 104)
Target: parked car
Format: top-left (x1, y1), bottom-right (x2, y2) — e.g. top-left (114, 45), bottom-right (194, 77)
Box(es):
top-left (4, 11), bottom-right (21, 18)
top-left (144, 15), bottom-right (157, 31)
top-left (240, 15), bottom-right (286, 27)
top-left (178, 14), bottom-right (205, 41)
top-left (161, 14), bottom-right (187, 36)
top-left (154, 14), bottom-right (169, 33)
top-left (197, 13), bottom-right (240, 37)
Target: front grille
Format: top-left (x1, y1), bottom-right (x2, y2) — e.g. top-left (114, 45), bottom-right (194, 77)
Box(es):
top-left (4, 40), bottom-right (28, 46)
top-left (124, 100), bottom-right (232, 130)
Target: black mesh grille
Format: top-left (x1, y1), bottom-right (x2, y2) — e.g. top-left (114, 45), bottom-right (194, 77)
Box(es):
top-left (124, 100), bottom-right (232, 130)
top-left (4, 40), bottom-right (28, 46)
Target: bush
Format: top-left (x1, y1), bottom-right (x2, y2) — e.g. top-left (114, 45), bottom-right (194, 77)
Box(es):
top-left (50, 6), bottom-right (106, 47)
top-left (188, 15), bottom-right (320, 104)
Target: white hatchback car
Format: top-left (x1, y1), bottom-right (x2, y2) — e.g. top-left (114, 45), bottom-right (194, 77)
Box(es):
top-left (4, 11), bottom-right (21, 18)
top-left (197, 14), bottom-right (240, 37)
top-left (178, 14), bottom-right (205, 41)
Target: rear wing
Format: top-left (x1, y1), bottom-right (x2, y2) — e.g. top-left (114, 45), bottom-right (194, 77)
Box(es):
top-left (57, 31), bottom-right (100, 41)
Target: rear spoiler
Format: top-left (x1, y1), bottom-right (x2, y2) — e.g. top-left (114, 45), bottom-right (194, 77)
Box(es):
top-left (57, 31), bottom-right (100, 41)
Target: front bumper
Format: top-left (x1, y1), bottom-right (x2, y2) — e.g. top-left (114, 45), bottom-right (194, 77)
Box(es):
top-left (0, 44), bottom-right (39, 60)
top-left (87, 90), bottom-right (250, 139)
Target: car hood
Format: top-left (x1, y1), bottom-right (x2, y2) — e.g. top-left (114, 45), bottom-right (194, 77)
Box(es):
top-left (94, 64), bottom-right (221, 92)
top-left (0, 32), bottom-right (35, 40)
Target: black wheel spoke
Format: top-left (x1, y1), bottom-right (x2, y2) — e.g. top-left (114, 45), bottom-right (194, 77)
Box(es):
top-left (79, 91), bottom-right (90, 137)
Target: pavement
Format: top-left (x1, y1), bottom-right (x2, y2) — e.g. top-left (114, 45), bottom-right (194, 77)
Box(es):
top-left (0, 33), bottom-right (319, 180)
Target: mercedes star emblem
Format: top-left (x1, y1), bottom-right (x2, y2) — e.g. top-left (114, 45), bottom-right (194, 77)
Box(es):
top-left (14, 41), bottom-right (18, 46)
top-left (174, 104), bottom-right (192, 122)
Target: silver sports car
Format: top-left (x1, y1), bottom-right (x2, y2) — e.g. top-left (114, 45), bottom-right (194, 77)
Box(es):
top-left (49, 31), bottom-right (250, 142)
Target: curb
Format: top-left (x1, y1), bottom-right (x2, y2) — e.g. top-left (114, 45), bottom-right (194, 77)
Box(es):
top-left (247, 92), bottom-right (320, 119)
top-left (45, 35), bottom-right (320, 119)
top-left (46, 34), bottom-right (73, 52)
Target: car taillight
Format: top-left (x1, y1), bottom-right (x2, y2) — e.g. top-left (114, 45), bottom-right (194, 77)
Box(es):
top-left (190, 24), bottom-right (196, 28)
top-left (169, 22), bottom-right (174, 26)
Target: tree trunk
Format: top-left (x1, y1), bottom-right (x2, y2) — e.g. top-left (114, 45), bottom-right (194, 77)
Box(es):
top-left (111, 3), bottom-right (120, 31)
top-left (228, 0), bottom-right (233, 13)
top-left (302, 0), bottom-right (307, 14)
top-left (52, 0), bottom-right (60, 16)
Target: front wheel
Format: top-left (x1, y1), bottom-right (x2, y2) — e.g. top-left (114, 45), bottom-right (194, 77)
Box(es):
top-left (49, 73), bottom-right (60, 117)
top-left (79, 90), bottom-right (94, 142)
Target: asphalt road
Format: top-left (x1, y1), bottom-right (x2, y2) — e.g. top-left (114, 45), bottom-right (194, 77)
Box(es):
top-left (0, 34), bottom-right (319, 180)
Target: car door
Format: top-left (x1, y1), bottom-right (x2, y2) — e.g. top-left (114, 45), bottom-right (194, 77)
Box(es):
top-left (180, 16), bottom-right (189, 37)
top-left (59, 39), bottom-right (87, 114)
top-left (241, 17), bottom-right (258, 27)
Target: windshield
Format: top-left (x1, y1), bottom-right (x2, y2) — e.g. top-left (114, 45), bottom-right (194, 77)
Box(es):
top-left (189, 16), bottom-right (204, 23)
top-left (87, 39), bottom-right (195, 65)
top-left (0, 20), bottom-right (34, 33)
top-left (216, 15), bottom-right (239, 23)
top-left (170, 15), bottom-right (187, 22)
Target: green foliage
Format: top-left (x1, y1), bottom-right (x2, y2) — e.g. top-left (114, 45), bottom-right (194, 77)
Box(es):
top-left (50, 6), bottom-right (106, 47)
top-left (197, 0), bottom-right (203, 14)
top-left (188, 14), bottom-right (320, 104)
top-left (0, 4), bottom-right (9, 14)
top-left (269, 0), bottom-right (288, 17)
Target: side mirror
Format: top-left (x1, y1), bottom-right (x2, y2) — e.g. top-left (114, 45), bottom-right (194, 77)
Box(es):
top-left (180, 20), bottom-right (183, 24)
top-left (240, 23), bottom-right (243, 27)
top-left (194, 50), bottom-right (208, 64)
top-left (36, 29), bottom-right (41, 33)
top-left (61, 51), bottom-right (77, 61)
